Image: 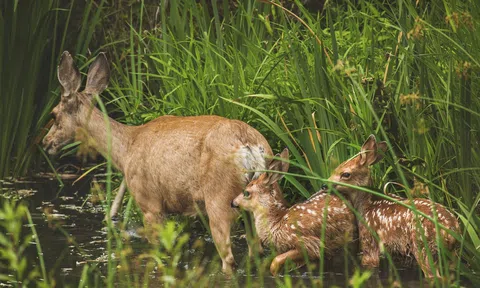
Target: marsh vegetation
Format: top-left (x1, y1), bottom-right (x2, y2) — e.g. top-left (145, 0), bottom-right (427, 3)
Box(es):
top-left (0, 0), bottom-right (479, 287)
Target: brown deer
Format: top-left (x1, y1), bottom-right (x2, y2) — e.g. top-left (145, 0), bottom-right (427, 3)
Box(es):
top-left (231, 148), bottom-right (356, 275)
top-left (42, 51), bottom-right (274, 274)
top-left (326, 135), bottom-right (459, 278)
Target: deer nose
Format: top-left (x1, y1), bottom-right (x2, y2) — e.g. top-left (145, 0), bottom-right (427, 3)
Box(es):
top-left (321, 184), bottom-right (328, 191)
top-left (42, 138), bottom-right (52, 151)
top-left (42, 136), bottom-right (49, 147)
top-left (231, 200), bottom-right (238, 208)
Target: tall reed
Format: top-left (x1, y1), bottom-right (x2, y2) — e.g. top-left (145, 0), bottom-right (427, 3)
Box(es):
top-left (103, 0), bottom-right (479, 284)
top-left (2, 0), bottom-right (479, 286)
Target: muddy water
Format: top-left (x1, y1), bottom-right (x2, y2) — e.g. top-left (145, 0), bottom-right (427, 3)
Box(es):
top-left (1, 178), bottom-right (427, 287)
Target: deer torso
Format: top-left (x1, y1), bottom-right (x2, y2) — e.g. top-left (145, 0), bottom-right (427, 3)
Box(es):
top-left (360, 196), bottom-right (459, 257)
top-left (257, 192), bottom-right (355, 258)
top-left (122, 115), bottom-right (272, 216)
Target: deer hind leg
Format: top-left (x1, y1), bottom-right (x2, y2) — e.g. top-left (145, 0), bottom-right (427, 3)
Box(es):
top-left (270, 249), bottom-right (305, 276)
top-left (206, 199), bottom-right (236, 275)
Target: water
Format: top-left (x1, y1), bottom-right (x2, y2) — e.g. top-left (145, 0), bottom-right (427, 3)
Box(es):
top-left (0, 177), bottom-right (432, 287)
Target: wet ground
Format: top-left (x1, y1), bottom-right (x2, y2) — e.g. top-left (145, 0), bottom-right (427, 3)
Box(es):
top-left (0, 176), bottom-right (433, 287)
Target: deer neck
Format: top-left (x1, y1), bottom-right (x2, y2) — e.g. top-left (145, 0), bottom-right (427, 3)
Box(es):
top-left (76, 97), bottom-right (132, 172)
top-left (347, 176), bottom-right (375, 228)
top-left (349, 191), bottom-right (372, 215)
top-left (253, 198), bottom-right (289, 245)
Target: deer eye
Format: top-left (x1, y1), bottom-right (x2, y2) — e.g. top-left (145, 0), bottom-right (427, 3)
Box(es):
top-left (341, 172), bottom-right (351, 179)
top-left (51, 113), bottom-right (57, 121)
top-left (243, 191), bottom-right (251, 198)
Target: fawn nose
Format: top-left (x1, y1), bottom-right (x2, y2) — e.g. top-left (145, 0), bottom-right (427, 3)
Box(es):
top-left (231, 200), bottom-right (238, 208)
top-left (321, 184), bottom-right (328, 191)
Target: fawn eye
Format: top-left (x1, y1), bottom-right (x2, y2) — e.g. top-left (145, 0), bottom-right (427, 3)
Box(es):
top-left (243, 191), bottom-right (251, 198)
top-left (341, 172), bottom-right (351, 179)
top-left (270, 189), bottom-right (276, 197)
top-left (51, 113), bottom-right (56, 121)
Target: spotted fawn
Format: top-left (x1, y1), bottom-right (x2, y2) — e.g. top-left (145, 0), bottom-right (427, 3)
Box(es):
top-left (326, 135), bottom-right (459, 278)
top-left (231, 148), bottom-right (355, 275)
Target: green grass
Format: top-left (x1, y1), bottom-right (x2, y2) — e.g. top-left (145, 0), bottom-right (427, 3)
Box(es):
top-left (103, 0), bottom-right (480, 285)
top-left (1, 0), bottom-right (479, 286)
top-left (0, 0), bottom-right (111, 179)
top-left (0, 0), bottom-right (57, 179)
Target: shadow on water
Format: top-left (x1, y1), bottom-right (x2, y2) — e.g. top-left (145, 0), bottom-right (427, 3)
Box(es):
top-left (0, 177), bottom-right (430, 287)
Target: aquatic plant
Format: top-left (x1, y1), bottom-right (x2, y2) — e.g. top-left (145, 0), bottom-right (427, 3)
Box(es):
top-left (1, 0), bottom-right (479, 286)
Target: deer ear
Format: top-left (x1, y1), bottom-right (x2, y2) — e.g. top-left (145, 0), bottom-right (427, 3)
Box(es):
top-left (265, 150), bottom-right (289, 185)
top-left (279, 148), bottom-right (290, 173)
top-left (360, 134), bottom-right (377, 166)
top-left (58, 51), bottom-right (81, 97)
top-left (371, 141), bottom-right (388, 165)
top-left (84, 52), bottom-right (110, 95)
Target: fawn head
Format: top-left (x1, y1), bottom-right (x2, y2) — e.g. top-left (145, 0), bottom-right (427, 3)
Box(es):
top-left (42, 51), bottom-right (110, 155)
top-left (231, 148), bottom-right (289, 214)
top-left (326, 135), bottom-right (387, 199)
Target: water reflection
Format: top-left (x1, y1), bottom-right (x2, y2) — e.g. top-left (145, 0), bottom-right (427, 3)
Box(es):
top-left (0, 178), bottom-right (428, 287)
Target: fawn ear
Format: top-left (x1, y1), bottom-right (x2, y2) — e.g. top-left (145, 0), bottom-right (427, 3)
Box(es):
top-left (265, 149), bottom-right (289, 185)
top-left (360, 134), bottom-right (378, 166)
top-left (84, 52), bottom-right (110, 95)
top-left (279, 148), bottom-right (290, 173)
top-left (58, 51), bottom-right (81, 97)
top-left (371, 141), bottom-right (388, 165)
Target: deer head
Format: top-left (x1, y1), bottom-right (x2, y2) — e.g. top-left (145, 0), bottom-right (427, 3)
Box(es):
top-left (231, 148), bottom-right (289, 214)
top-left (42, 51), bottom-right (110, 155)
top-left (326, 135), bottom-right (387, 203)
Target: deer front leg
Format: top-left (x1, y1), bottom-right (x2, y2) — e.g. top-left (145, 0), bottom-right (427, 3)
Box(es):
top-left (105, 178), bottom-right (127, 222)
top-left (359, 226), bottom-right (380, 267)
top-left (270, 249), bottom-right (305, 276)
top-left (128, 178), bottom-right (164, 242)
top-left (412, 238), bottom-right (439, 278)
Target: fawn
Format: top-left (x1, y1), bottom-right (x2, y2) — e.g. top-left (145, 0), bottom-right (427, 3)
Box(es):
top-left (42, 51), bottom-right (274, 274)
top-left (326, 135), bottom-right (459, 278)
top-left (231, 148), bottom-right (356, 275)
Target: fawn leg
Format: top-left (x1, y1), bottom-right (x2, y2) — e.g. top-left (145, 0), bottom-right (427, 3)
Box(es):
top-left (270, 249), bottom-right (305, 276)
top-left (412, 239), bottom-right (438, 278)
top-left (359, 226), bottom-right (380, 267)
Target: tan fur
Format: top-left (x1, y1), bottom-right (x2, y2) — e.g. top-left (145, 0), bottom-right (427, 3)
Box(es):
top-left (42, 51), bottom-right (273, 274)
top-left (327, 135), bottom-right (459, 278)
top-left (232, 149), bottom-right (355, 275)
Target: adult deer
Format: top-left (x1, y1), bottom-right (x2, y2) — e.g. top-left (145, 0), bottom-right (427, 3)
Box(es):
top-left (325, 135), bottom-right (459, 278)
top-left (42, 51), bottom-right (273, 274)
